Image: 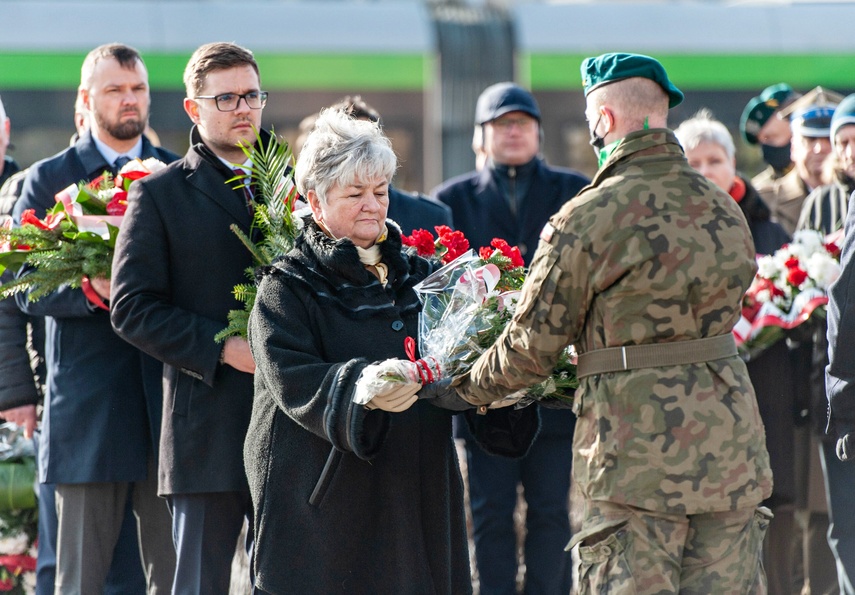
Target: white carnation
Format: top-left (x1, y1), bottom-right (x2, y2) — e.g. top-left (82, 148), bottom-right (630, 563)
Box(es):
top-left (793, 229), bottom-right (824, 254)
top-left (757, 256), bottom-right (779, 278)
top-left (0, 532), bottom-right (30, 555)
top-left (806, 252), bottom-right (842, 289)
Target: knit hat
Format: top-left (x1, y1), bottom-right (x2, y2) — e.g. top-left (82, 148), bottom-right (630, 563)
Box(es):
top-left (831, 93), bottom-right (855, 141)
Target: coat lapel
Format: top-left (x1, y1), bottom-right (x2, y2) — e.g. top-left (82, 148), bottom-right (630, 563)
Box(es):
top-left (183, 146), bottom-right (252, 229)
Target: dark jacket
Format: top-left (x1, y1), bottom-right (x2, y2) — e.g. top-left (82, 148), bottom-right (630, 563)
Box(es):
top-left (387, 185), bottom-right (452, 235)
top-left (737, 175), bottom-right (795, 506)
top-left (0, 156), bottom-right (20, 190)
top-left (432, 156), bottom-right (588, 263)
top-left (433, 156), bottom-right (589, 438)
top-left (0, 168), bottom-right (44, 411)
top-left (111, 126), bottom-right (266, 495)
top-left (245, 218), bottom-right (537, 594)
top-left (12, 132), bottom-right (178, 483)
top-left (828, 188), bottom-right (855, 436)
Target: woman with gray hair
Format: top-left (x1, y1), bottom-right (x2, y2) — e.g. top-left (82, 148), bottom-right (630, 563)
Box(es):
top-left (244, 108), bottom-right (537, 594)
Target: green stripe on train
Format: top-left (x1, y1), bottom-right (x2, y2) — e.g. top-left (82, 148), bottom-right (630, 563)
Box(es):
top-left (3, 51), bottom-right (853, 91)
top-left (0, 53), bottom-right (430, 90)
top-left (522, 53), bottom-right (855, 90)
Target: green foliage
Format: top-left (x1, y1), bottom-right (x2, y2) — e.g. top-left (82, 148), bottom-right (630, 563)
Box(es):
top-left (215, 129), bottom-right (301, 342)
top-left (0, 216), bottom-right (115, 302)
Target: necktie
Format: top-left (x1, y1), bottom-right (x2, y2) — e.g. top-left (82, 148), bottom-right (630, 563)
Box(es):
top-left (233, 168), bottom-right (254, 216)
top-left (114, 155), bottom-right (131, 173)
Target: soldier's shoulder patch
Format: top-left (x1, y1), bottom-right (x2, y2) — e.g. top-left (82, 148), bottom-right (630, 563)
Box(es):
top-left (540, 222), bottom-right (555, 243)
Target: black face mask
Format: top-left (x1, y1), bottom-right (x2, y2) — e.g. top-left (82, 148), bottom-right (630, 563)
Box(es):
top-left (589, 114), bottom-right (605, 153)
top-left (761, 142), bottom-right (792, 172)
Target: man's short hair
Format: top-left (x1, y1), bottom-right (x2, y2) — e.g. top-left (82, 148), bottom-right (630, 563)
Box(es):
top-left (587, 77), bottom-right (669, 129)
top-left (183, 42), bottom-right (260, 98)
top-left (80, 43), bottom-right (144, 90)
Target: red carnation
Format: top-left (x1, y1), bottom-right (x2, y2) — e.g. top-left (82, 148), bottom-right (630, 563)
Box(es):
top-left (784, 256), bottom-right (800, 269)
top-left (479, 246), bottom-right (494, 261)
top-left (490, 238), bottom-right (524, 268)
top-left (787, 267), bottom-right (808, 287)
top-left (438, 230), bottom-right (469, 264)
top-left (402, 229), bottom-right (437, 257)
top-left (434, 225), bottom-right (453, 238)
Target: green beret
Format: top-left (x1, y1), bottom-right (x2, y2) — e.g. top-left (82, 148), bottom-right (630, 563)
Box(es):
top-left (580, 52), bottom-right (683, 108)
top-left (740, 83), bottom-right (796, 145)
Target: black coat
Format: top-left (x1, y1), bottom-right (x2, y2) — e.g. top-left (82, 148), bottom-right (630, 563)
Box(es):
top-left (737, 176), bottom-right (796, 506)
top-left (433, 157), bottom-right (589, 438)
top-left (12, 132), bottom-right (178, 483)
top-left (245, 219), bottom-right (537, 594)
top-left (386, 185), bottom-right (452, 235)
top-left (111, 126), bottom-right (262, 495)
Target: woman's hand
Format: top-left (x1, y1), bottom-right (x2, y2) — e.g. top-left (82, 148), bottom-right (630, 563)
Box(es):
top-left (354, 360), bottom-right (421, 412)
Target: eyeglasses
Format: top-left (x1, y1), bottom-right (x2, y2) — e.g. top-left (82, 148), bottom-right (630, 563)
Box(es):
top-left (194, 91), bottom-right (268, 112)
top-left (491, 116), bottom-right (536, 131)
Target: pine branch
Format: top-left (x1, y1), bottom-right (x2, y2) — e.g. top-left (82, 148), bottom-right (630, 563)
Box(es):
top-left (218, 128), bottom-right (301, 341)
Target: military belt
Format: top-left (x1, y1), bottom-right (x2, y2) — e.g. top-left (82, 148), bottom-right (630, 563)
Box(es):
top-left (576, 334), bottom-right (737, 379)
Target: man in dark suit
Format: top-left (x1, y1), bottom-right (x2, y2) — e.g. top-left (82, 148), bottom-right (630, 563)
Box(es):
top-left (12, 44), bottom-right (177, 594)
top-left (110, 42), bottom-right (267, 593)
top-left (432, 82), bottom-right (589, 594)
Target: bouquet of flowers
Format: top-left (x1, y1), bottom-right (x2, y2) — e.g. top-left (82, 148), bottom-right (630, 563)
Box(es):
top-left (0, 158), bottom-right (166, 302)
top-left (215, 129), bottom-right (302, 341)
top-left (734, 229), bottom-right (842, 360)
top-left (0, 423), bottom-right (37, 594)
top-left (356, 227), bottom-right (577, 407)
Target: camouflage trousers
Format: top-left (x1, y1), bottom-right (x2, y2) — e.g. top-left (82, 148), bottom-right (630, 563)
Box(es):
top-left (567, 500), bottom-right (772, 594)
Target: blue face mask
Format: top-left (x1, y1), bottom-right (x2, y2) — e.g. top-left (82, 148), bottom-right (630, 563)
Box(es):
top-left (761, 142), bottom-right (792, 172)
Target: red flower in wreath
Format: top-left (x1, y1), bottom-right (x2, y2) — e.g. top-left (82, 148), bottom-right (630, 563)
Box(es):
top-left (401, 229), bottom-right (437, 257)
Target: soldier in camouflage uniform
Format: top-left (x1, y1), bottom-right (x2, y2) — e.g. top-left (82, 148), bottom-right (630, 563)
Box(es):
top-left (455, 53), bottom-right (774, 593)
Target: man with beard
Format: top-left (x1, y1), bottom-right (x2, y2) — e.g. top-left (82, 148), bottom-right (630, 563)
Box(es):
top-left (111, 42), bottom-right (269, 592)
top-left (12, 43), bottom-right (178, 594)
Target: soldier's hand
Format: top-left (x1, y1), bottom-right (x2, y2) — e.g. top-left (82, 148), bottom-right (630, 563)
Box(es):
top-left (417, 378), bottom-right (473, 411)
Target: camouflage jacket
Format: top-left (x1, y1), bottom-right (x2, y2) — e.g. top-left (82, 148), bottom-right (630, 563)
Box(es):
top-left (458, 129), bottom-right (773, 514)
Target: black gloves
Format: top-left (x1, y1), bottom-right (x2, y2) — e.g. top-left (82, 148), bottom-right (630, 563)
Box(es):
top-left (417, 378), bottom-right (474, 411)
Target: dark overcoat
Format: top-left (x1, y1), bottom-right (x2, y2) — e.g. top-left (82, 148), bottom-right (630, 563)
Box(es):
top-left (386, 185), bottom-right (452, 235)
top-left (111, 126), bottom-right (262, 494)
top-left (12, 132), bottom-right (177, 483)
top-left (245, 219), bottom-right (537, 594)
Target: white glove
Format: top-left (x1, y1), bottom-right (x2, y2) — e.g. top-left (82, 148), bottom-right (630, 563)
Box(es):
top-left (353, 360), bottom-right (421, 412)
top-left (488, 389), bottom-right (526, 409)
